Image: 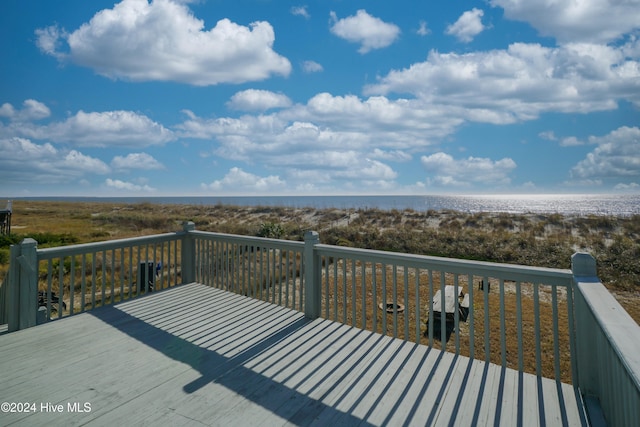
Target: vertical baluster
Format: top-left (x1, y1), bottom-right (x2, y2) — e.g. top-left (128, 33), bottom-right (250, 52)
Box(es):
top-left (259, 247), bottom-right (264, 301)
top-left (291, 249), bottom-right (297, 310)
top-left (534, 282), bottom-right (542, 377)
top-left (414, 268), bottom-right (420, 344)
top-left (372, 262), bottom-right (377, 333)
top-left (483, 275), bottom-right (490, 362)
top-left (47, 259), bottom-right (53, 318)
top-left (216, 239), bottom-right (220, 288)
top-left (210, 240), bottom-right (214, 287)
top-left (343, 259), bottom-right (349, 326)
top-left (119, 248), bottom-right (125, 300)
top-left (333, 259), bottom-right (340, 322)
top-left (566, 283), bottom-right (577, 385)
top-left (193, 239), bottom-right (199, 284)
top-left (453, 274), bottom-right (460, 353)
top-left (174, 239), bottom-right (178, 287)
top-left (152, 243), bottom-right (157, 292)
top-left (221, 241), bottom-right (226, 290)
top-left (324, 256), bottom-right (330, 318)
top-left (159, 242), bottom-right (165, 291)
top-left (59, 256), bottom-right (65, 318)
top-left (393, 265), bottom-right (399, 339)
top-left (264, 246), bottom-right (269, 300)
top-left (427, 270), bottom-right (434, 346)
top-left (440, 271), bottom-right (446, 345)
top-left (81, 254), bottom-right (87, 312)
top-left (91, 251), bottom-right (97, 308)
top-left (205, 240), bottom-right (210, 287)
top-left (351, 258), bottom-right (356, 327)
top-left (161, 240), bottom-right (166, 289)
top-left (361, 260), bottom-right (366, 331)
top-left (245, 243), bottom-right (251, 296)
top-left (499, 278), bottom-right (506, 367)
top-left (277, 248), bottom-right (283, 305)
top-left (298, 248), bottom-right (304, 312)
top-left (271, 248), bottom-right (280, 304)
top-left (552, 284), bottom-right (561, 382)
top-left (232, 242), bottom-right (237, 293)
top-left (128, 246), bottom-right (133, 298)
top-left (200, 238), bottom-right (205, 285)
top-left (204, 238), bottom-right (208, 285)
top-left (110, 248), bottom-right (115, 304)
top-left (202, 238), bottom-right (206, 285)
top-left (238, 243), bottom-right (247, 295)
top-left (212, 239), bottom-right (217, 287)
top-left (227, 241), bottom-right (232, 291)
top-left (252, 246), bottom-right (257, 299)
top-left (516, 281), bottom-right (524, 372)
top-left (174, 238), bottom-right (177, 287)
top-left (284, 250), bottom-right (290, 308)
top-left (382, 263), bottom-right (387, 336)
top-left (240, 243), bottom-right (245, 296)
top-left (222, 240), bottom-right (227, 290)
top-left (403, 266), bottom-right (409, 341)
top-left (100, 250), bottom-right (107, 305)
top-left (467, 273), bottom-right (474, 359)
top-left (69, 255), bottom-right (75, 315)
top-left (135, 246), bottom-right (141, 295)
top-left (165, 241), bottom-right (170, 289)
top-left (143, 245), bottom-right (149, 295)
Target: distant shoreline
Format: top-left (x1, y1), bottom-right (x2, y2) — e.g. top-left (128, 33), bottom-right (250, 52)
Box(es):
top-left (3, 194), bottom-right (639, 216)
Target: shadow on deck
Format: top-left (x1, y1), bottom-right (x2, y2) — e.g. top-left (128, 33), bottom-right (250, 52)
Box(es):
top-left (0, 283), bottom-right (586, 426)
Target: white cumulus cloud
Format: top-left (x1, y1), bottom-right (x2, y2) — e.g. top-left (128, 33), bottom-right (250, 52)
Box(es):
top-left (105, 178), bottom-right (156, 192)
top-left (365, 42), bottom-right (640, 121)
top-left (491, 0), bottom-right (640, 44)
top-left (291, 6), bottom-right (310, 19)
top-left (417, 20), bottom-right (431, 36)
top-left (302, 60), bottom-right (324, 73)
top-left (201, 167), bottom-right (286, 193)
top-left (111, 152), bottom-right (165, 170)
top-left (0, 100), bottom-right (51, 122)
top-left (421, 152), bottom-right (516, 187)
top-left (227, 89), bottom-right (292, 112)
top-left (571, 126), bottom-right (640, 180)
top-left (36, 0), bottom-right (291, 85)
top-left (36, 110), bottom-right (174, 147)
top-left (64, 150), bottom-right (111, 173)
top-left (330, 10), bottom-right (401, 54)
top-left (0, 137), bottom-right (109, 184)
top-left (446, 8), bottom-right (486, 43)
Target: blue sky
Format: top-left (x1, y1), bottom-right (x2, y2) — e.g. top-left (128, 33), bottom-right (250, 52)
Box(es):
top-left (1, 0), bottom-right (639, 197)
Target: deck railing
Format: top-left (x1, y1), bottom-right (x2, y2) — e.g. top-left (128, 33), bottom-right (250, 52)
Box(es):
top-left (5, 232), bottom-right (183, 330)
top-left (189, 228), bottom-right (305, 312)
top-left (3, 222), bottom-right (639, 426)
top-left (307, 232), bottom-right (577, 385)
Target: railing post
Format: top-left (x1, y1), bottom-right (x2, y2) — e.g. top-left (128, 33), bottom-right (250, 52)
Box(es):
top-left (572, 252), bottom-right (598, 395)
top-left (304, 231), bottom-right (321, 319)
top-left (571, 252), bottom-right (609, 426)
top-left (7, 238), bottom-right (39, 332)
top-left (181, 222), bottom-right (196, 284)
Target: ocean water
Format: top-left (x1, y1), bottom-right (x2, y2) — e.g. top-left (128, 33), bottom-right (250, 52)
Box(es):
top-left (10, 193), bottom-right (640, 216)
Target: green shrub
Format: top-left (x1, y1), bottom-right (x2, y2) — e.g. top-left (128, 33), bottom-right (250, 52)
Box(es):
top-left (0, 248), bottom-right (8, 265)
top-left (256, 222), bottom-right (284, 239)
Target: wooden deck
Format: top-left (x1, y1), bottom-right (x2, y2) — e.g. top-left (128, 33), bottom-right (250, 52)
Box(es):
top-left (0, 283), bottom-right (587, 426)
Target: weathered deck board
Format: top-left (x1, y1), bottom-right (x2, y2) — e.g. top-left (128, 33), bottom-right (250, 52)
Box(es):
top-left (0, 283), bottom-right (586, 426)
